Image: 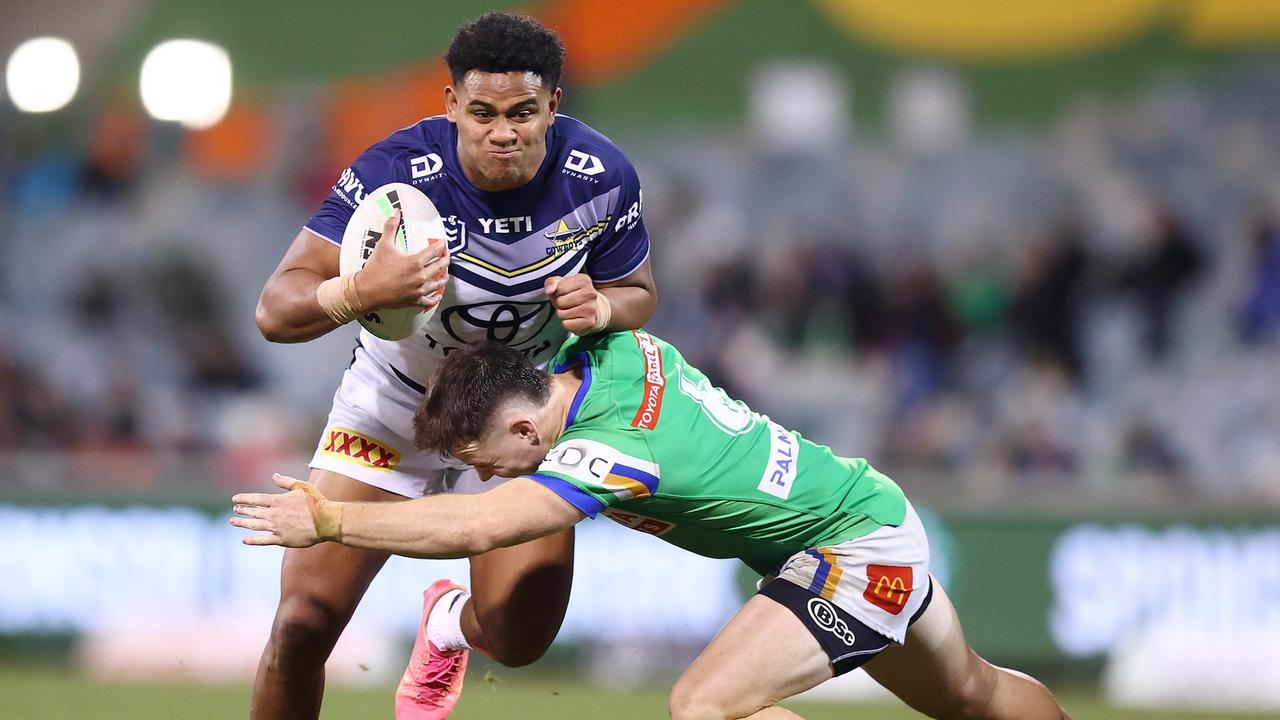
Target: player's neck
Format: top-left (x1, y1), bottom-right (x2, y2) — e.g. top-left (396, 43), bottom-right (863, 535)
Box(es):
top-left (545, 368), bottom-right (584, 443)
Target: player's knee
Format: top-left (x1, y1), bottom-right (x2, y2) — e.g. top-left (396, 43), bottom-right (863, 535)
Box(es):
top-left (470, 602), bottom-right (559, 667)
top-left (932, 660), bottom-right (999, 719)
top-left (667, 686), bottom-right (725, 720)
top-left (668, 677), bottom-right (744, 720)
top-left (481, 633), bottom-right (551, 667)
top-left (270, 594), bottom-right (349, 656)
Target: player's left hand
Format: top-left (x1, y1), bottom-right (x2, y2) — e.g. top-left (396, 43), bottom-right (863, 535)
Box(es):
top-left (230, 474), bottom-right (341, 547)
top-left (545, 274), bottom-right (611, 334)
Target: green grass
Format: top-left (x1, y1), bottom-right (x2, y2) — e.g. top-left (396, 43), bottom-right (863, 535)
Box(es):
top-left (1, 665), bottom-right (1273, 719)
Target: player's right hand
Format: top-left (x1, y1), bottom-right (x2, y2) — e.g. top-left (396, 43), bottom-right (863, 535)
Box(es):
top-left (355, 211), bottom-right (449, 310)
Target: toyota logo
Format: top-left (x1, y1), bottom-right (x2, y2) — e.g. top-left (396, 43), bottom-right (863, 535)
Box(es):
top-left (440, 300), bottom-right (554, 345)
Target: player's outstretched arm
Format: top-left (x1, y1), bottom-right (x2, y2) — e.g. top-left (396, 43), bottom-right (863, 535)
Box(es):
top-left (231, 473), bottom-right (583, 558)
top-left (255, 215), bottom-right (447, 343)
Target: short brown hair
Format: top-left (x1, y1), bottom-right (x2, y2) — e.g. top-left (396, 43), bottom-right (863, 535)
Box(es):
top-left (414, 342), bottom-right (552, 453)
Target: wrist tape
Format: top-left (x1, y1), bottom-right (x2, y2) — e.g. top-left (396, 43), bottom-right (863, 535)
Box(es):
top-left (316, 274), bottom-right (364, 326)
top-left (289, 480), bottom-right (344, 542)
top-left (589, 293), bottom-right (612, 333)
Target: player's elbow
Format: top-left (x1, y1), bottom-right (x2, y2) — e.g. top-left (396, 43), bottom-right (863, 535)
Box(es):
top-left (255, 296), bottom-right (298, 343)
top-left (461, 515), bottom-right (536, 556)
top-left (463, 522), bottom-right (508, 556)
top-left (254, 286), bottom-right (314, 343)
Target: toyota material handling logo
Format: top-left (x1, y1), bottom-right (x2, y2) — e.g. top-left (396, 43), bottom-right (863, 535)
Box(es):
top-left (630, 331), bottom-right (665, 430)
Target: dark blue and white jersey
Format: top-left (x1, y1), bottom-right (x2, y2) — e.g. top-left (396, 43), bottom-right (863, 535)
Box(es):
top-left (305, 114), bottom-right (649, 388)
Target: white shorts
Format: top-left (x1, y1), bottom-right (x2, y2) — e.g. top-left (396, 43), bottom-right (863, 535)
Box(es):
top-left (308, 342), bottom-right (498, 498)
top-left (769, 501), bottom-right (931, 645)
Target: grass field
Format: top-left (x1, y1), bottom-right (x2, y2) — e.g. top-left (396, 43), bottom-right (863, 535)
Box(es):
top-left (3, 665), bottom-right (1276, 719)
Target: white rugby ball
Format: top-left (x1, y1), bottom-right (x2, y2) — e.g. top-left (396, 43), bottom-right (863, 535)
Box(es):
top-left (339, 182), bottom-right (448, 341)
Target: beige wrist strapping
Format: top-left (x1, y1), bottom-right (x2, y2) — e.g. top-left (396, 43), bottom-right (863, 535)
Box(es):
top-left (316, 273), bottom-right (364, 325)
top-left (290, 480), bottom-right (344, 542)
top-left (589, 292), bottom-right (612, 334)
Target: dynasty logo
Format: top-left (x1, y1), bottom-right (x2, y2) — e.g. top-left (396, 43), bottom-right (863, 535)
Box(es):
top-left (864, 564), bottom-right (913, 615)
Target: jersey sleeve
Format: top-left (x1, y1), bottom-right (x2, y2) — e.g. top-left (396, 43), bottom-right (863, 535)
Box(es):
top-left (585, 159), bottom-right (649, 283)
top-left (525, 431), bottom-right (658, 518)
top-left (303, 143), bottom-right (404, 246)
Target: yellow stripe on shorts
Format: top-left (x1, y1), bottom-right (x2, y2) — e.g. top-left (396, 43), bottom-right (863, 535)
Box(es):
top-left (817, 547), bottom-right (842, 601)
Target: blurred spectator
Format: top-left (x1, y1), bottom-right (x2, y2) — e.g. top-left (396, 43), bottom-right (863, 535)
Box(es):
top-left (144, 251), bottom-right (261, 392)
top-left (1119, 415), bottom-right (1190, 498)
top-left (877, 249), bottom-right (961, 414)
top-left (0, 336), bottom-right (77, 450)
top-left (993, 357), bottom-right (1085, 491)
top-left (1007, 218), bottom-right (1090, 381)
top-left (1117, 208), bottom-right (1205, 360)
top-left (3, 59), bottom-right (1280, 506)
top-left (1240, 208), bottom-right (1280, 343)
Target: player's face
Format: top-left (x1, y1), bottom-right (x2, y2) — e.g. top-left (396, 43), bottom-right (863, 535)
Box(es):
top-left (445, 70), bottom-right (560, 193)
top-left (455, 414), bottom-right (549, 482)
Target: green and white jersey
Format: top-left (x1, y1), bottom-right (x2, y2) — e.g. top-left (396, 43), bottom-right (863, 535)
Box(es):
top-left (527, 331), bottom-right (907, 575)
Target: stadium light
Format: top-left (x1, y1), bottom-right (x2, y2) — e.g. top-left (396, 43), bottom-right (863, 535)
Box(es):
top-left (890, 67), bottom-right (970, 157)
top-left (749, 61), bottom-right (851, 154)
top-left (6, 37), bottom-right (80, 113)
top-left (140, 39), bottom-right (232, 129)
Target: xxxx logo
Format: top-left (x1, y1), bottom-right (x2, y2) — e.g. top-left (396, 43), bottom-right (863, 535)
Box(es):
top-left (321, 427), bottom-right (400, 471)
top-left (864, 564), bottom-right (913, 615)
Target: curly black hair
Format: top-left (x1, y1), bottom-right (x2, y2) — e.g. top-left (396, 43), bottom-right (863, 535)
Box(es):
top-left (445, 12), bottom-right (565, 89)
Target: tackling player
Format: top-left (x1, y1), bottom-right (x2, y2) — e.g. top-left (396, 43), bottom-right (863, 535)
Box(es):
top-left (233, 331), bottom-right (1071, 720)
top-left (252, 12), bottom-right (656, 720)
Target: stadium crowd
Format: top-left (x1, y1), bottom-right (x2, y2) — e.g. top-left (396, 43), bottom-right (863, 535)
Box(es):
top-left (2, 62), bottom-right (1278, 505)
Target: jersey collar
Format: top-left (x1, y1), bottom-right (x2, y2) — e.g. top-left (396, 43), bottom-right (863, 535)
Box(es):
top-left (554, 352), bottom-right (592, 430)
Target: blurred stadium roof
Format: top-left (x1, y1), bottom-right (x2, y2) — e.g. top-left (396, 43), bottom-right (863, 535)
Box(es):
top-left (4, 0), bottom-right (1280, 154)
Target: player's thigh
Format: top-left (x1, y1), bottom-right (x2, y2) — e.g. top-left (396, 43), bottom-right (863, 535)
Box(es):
top-left (467, 526), bottom-right (575, 625)
top-left (671, 595), bottom-right (833, 718)
top-left (862, 578), bottom-right (995, 717)
top-left (274, 469), bottom-right (402, 630)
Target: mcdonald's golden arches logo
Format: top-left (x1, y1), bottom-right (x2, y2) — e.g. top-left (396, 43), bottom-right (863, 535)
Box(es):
top-left (864, 564), bottom-right (913, 615)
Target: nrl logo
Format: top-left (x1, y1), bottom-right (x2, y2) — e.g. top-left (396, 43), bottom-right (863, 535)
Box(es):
top-left (443, 215), bottom-right (468, 255)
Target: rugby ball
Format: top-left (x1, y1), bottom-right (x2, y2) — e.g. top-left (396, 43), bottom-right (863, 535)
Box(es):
top-left (338, 182), bottom-right (448, 341)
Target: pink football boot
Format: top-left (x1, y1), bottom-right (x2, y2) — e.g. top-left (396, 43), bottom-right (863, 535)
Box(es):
top-left (395, 579), bottom-right (470, 719)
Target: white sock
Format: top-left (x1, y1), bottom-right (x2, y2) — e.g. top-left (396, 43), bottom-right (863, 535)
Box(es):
top-left (427, 587), bottom-right (472, 651)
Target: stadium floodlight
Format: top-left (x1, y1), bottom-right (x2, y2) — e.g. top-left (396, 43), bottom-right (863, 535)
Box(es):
top-left (890, 67), bottom-right (970, 157)
top-left (6, 37), bottom-right (80, 113)
top-left (749, 61), bottom-right (851, 155)
top-left (140, 39), bottom-right (232, 129)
